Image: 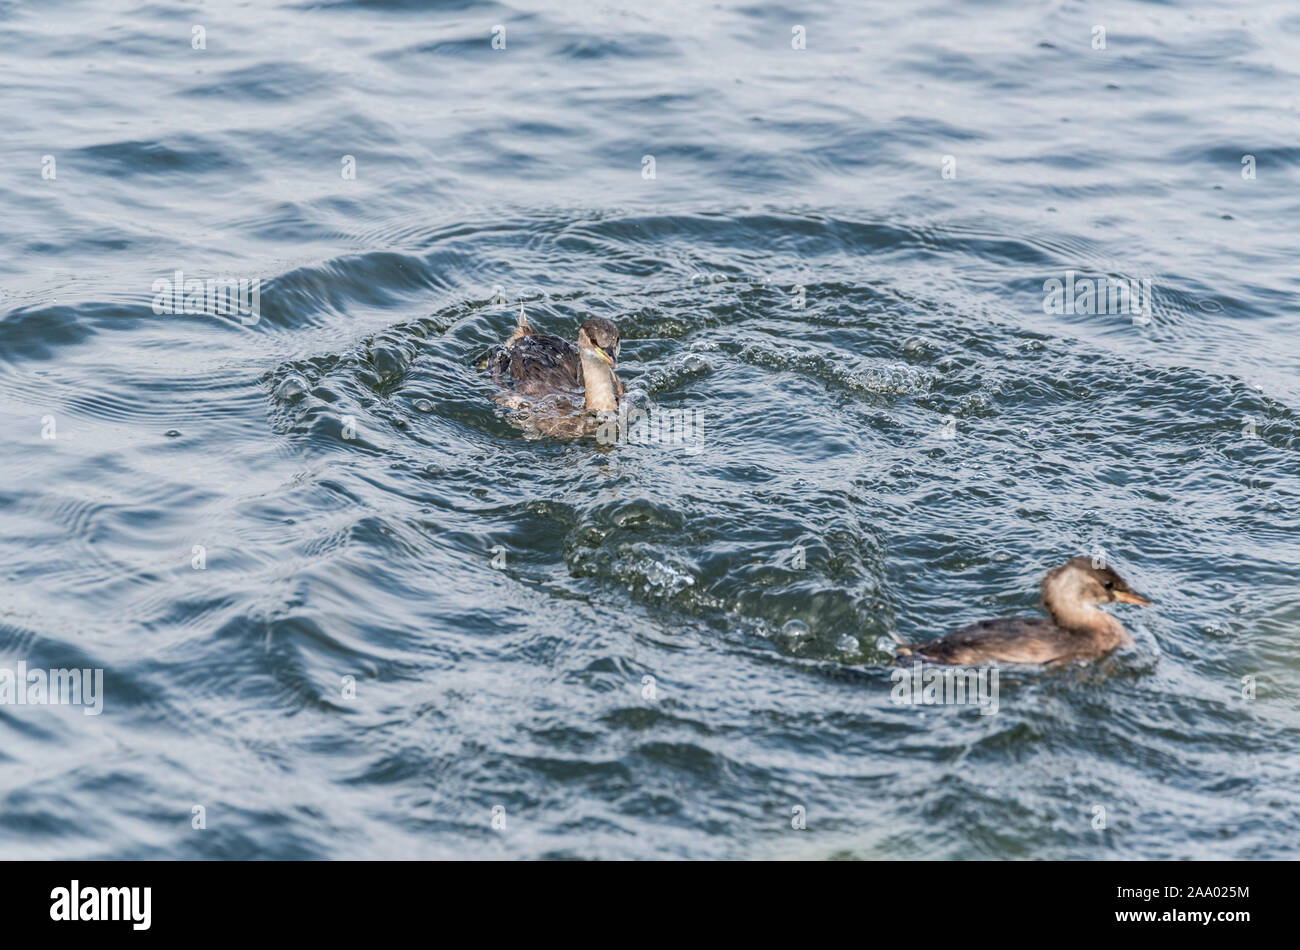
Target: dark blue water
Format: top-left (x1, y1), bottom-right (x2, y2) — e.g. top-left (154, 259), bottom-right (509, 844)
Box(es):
top-left (1, 0), bottom-right (1298, 859)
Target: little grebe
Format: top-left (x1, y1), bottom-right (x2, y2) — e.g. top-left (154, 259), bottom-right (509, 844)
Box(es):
top-left (484, 303), bottom-right (623, 412)
top-left (896, 557), bottom-right (1152, 666)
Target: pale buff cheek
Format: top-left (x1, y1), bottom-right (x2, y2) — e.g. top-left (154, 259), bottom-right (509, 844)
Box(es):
top-left (1041, 570), bottom-right (1112, 632)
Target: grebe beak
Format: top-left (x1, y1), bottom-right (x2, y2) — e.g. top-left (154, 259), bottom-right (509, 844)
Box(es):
top-left (594, 345), bottom-right (616, 368)
top-left (1113, 590), bottom-right (1152, 606)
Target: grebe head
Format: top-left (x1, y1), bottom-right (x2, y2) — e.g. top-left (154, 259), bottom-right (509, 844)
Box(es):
top-left (1043, 556), bottom-right (1152, 612)
top-left (577, 317), bottom-right (619, 368)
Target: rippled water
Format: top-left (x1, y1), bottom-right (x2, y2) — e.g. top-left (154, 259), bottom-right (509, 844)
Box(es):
top-left (2, 0), bottom-right (1298, 859)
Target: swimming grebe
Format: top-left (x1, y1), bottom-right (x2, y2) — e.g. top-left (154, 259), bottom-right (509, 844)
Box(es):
top-left (895, 557), bottom-right (1152, 665)
top-left (484, 303), bottom-right (623, 411)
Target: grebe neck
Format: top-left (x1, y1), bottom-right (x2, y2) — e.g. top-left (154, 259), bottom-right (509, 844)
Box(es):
top-left (580, 350), bottom-right (619, 411)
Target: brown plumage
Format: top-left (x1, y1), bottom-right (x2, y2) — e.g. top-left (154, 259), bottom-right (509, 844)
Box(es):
top-left (484, 304), bottom-right (624, 410)
top-left (896, 557), bottom-right (1152, 666)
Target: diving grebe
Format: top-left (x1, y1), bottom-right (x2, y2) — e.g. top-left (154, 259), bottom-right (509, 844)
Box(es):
top-left (485, 303), bottom-right (623, 411)
top-left (895, 557), bottom-right (1152, 666)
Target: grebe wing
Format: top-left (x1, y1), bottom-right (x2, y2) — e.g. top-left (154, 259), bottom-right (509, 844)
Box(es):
top-left (914, 617), bottom-right (1073, 665)
top-left (490, 334), bottom-right (581, 395)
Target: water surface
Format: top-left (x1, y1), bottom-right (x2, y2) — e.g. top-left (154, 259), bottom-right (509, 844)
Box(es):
top-left (1, 0), bottom-right (1298, 859)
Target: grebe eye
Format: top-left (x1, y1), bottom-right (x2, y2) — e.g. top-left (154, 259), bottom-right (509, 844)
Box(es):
top-left (1104, 580), bottom-right (1114, 589)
